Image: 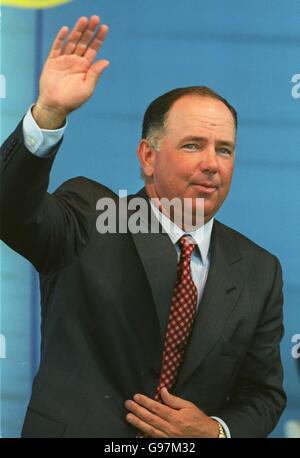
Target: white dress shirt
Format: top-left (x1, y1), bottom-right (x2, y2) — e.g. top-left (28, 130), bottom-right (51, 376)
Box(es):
top-left (150, 200), bottom-right (213, 310)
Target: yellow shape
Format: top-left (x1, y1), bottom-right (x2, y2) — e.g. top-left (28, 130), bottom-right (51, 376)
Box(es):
top-left (0, 0), bottom-right (72, 8)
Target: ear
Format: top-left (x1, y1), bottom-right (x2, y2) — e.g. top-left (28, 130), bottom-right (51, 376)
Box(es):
top-left (137, 139), bottom-right (156, 178)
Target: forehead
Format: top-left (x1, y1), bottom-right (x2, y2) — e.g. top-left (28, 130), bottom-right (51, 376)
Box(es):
top-left (165, 95), bottom-right (235, 139)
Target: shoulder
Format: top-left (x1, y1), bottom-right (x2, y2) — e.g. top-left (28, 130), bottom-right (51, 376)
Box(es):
top-left (52, 176), bottom-right (117, 203)
top-left (213, 220), bottom-right (283, 296)
top-left (214, 219), bottom-right (280, 266)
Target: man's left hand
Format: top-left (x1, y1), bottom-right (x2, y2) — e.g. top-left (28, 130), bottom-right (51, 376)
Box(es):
top-left (125, 387), bottom-right (219, 438)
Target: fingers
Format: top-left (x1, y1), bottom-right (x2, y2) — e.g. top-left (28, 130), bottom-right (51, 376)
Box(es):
top-left (48, 16), bottom-right (88, 58)
top-left (127, 394), bottom-right (174, 422)
top-left (73, 15), bottom-right (100, 57)
top-left (83, 24), bottom-right (109, 65)
top-left (48, 15), bottom-right (109, 63)
top-left (125, 399), bottom-right (170, 437)
top-left (63, 16), bottom-right (89, 55)
top-left (160, 388), bottom-right (192, 409)
top-left (126, 413), bottom-right (168, 438)
top-left (86, 60), bottom-right (110, 88)
top-left (48, 26), bottom-right (69, 59)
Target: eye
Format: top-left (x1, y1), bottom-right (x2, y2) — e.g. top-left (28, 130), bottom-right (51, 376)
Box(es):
top-left (218, 147), bottom-right (232, 156)
top-left (182, 143), bottom-right (199, 151)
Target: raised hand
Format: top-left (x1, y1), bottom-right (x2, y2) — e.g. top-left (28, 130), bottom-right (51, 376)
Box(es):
top-left (33, 15), bottom-right (109, 129)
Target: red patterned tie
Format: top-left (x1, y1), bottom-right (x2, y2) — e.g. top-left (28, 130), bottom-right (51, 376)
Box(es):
top-left (154, 235), bottom-right (198, 401)
top-left (136, 236), bottom-right (197, 437)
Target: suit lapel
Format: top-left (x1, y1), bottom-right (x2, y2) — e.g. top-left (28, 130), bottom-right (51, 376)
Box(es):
top-left (128, 189), bottom-right (177, 346)
top-left (176, 221), bottom-right (243, 390)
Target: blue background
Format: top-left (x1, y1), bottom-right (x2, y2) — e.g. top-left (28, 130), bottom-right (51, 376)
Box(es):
top-left (1, 0), bottom-right (299, 437)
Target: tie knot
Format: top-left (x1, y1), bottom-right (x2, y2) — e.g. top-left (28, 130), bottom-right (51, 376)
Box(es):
top-left (179, 235), bottom-right (196, 258)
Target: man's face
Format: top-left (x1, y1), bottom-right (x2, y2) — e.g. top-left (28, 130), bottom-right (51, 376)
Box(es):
top-left (140, 95), bottom-right (236, 224)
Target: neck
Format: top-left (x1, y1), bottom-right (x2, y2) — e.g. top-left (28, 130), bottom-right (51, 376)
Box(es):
top-left (145, 184), bottom-right (211, 231)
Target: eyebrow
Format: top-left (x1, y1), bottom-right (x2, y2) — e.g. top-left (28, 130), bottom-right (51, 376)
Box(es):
top-left (179, 136), bottom-right (235, 149)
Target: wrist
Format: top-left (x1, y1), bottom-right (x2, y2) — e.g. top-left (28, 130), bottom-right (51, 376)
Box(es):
top-left (206, 418), bottom-right (221, 438)
top-left (214, 420), bottom-right (227, 438)
top-left (32, 101), bottom-right (67, 130)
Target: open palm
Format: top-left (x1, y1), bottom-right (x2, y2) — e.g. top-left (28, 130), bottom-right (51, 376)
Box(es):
top-left (37, 16), bottom-right (109, 117)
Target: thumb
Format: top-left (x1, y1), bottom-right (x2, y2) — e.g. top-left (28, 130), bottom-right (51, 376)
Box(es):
top-left (86, 59), bottom-right (110, 88)
top-left (160, 388), bottom-right (191, 410)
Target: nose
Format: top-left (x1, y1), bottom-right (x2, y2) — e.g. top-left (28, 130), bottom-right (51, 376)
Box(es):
top-left (199, 147), bottom-right (219, 175)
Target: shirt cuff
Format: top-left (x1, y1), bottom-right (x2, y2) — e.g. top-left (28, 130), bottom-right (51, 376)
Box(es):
top-left (211, 416), bottom-right (231, 438)
top-left (23, 104), bottom-right (67, 156)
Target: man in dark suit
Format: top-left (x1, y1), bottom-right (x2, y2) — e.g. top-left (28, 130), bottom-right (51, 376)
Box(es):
top-left (0, 15), bottom-right (286, 438)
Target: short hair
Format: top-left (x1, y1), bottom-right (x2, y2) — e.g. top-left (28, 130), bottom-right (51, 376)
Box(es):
top-left (142, 86), bottom-right (237, 148)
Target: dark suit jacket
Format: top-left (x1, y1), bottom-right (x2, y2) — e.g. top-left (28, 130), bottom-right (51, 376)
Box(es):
top-left (0, 121), bottom-right (286, 437)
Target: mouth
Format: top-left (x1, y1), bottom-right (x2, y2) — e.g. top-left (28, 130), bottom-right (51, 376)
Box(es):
top-left (191, 182), bottom-right (218, 195)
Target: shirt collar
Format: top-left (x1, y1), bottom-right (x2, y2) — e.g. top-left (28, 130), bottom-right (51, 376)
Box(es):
top-left (149, 200), bottom-right (214, 264)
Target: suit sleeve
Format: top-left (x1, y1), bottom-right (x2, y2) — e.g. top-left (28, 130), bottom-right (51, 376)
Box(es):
top-left (0, 120), bottom-right (95, 274)
top-left (213, 255), bottom-right (286, 437)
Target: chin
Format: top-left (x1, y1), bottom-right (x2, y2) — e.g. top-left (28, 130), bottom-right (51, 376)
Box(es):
top-left (203, 205), bottom-right (217, 220)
